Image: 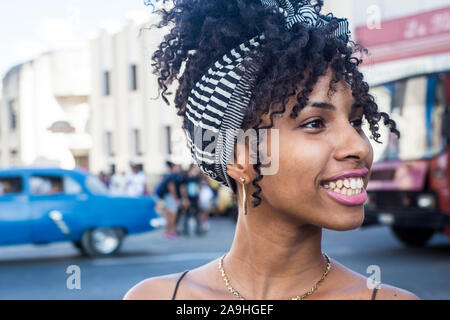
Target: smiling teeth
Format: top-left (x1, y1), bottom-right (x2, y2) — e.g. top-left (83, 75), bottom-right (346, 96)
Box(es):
top-left (323, 177), bottom-right (364, 196)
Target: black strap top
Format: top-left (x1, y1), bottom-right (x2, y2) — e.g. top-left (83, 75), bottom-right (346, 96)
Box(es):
top-left (172, 270), bottom-right (189, 300)
top-left (171, 270), bottom-right (380, 300)
top-left (371, 286), bottom-right (379, 300)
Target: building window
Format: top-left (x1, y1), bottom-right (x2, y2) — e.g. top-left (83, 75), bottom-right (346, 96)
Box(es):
top-left (8, 100), bottom-right (17, 131)
top-left (130, 64), bottom-right (137, 91)
top-left (103, 71), bottom-right (111, 96)
top-left (105, 131), bottom-right (114, 156)
top-left (133, 129), bottom-right (143, 156)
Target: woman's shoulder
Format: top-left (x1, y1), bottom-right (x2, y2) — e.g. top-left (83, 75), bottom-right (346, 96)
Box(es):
top-left (123, 271), bottom-right (186, 300)
top-left (328, 258), bottom-right (420, 300)
top-left (123, 258), bottom-right (222, 300)
top-left (372, 283), bottom-right (421, 300)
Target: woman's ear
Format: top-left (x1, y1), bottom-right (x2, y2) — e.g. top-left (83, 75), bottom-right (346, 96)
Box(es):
top-left (226, 163), bottom-right (250, 185)
top-left (226, 141), bottom-right (251, 185)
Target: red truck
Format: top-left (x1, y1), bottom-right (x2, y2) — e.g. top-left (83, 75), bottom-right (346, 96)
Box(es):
top-left (362, 73), bottom-right (450, 246)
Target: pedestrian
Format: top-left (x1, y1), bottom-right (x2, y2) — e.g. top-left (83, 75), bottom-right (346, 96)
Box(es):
top-left (98, 171), bottom-right (109, 187)
top-left (198, 177), bottom-right (214, 234)
top-left (179, 164), bottom-right (202, 236)
top-left (126, 164), bottom-right (146, 197)
top-left (208, 178), bottom-right (221, 217)
top-left (125, 0), bottom-right (418, 300)
top-left (156, 162), bottom-right (181, 240)
top-left (110, 170), bottom-right (127, 196)
top-left (173, 165), bottom-right (188, 236)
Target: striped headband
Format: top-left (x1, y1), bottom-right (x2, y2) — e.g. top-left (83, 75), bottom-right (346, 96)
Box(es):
top-left (183, 0), bottom-right (351, 189)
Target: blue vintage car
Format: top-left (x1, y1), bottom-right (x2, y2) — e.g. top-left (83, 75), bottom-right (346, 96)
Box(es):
top-left (0, 167), bottom-right (161, 257)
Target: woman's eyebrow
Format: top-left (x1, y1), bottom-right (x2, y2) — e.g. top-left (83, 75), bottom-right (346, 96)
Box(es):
top-left (306, 102), bottom-right (336, 110)
top-left (305, 101), bottom-right (360, 112)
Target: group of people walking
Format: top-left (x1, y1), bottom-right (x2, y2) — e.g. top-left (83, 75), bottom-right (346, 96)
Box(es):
top-left (97, 161), bottom-right (236, 240)
top-left (99, 164), bottom-right (147, 197)
top-left (155, 162), bottom-right (217, 240)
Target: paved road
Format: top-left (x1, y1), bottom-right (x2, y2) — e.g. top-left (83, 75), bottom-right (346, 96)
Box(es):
top-left (0, 217), bottom-right (449, 300)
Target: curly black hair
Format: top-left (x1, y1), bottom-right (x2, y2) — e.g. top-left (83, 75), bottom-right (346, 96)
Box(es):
top-left (149, 0), bottom-right (400, 208)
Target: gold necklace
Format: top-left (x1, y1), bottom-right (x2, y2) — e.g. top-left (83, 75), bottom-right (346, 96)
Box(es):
top-left (218, 252), bottom-right (331, 300)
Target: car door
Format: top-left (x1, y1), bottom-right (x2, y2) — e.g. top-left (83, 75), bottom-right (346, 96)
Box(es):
top-left (0, 174), bottom-right (31, 245)
top-left (29, 174), bottom-right (88, 244)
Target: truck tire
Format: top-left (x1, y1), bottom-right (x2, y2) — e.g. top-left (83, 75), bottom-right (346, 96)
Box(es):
top-left (80, 228), bottom-right (124, 257)
top-left (391, 227), bottom-right (435, 247)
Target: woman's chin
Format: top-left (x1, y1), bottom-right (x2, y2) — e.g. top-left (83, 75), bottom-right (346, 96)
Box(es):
top-left (323, 208), bottom-right (365, 231)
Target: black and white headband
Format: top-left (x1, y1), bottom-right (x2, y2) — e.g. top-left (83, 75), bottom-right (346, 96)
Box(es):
top-left (176, 0), bottom-right (351, 189)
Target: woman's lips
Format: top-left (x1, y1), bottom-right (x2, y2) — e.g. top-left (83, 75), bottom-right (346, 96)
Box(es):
top-left (322, 186), bottom-right (368, 206)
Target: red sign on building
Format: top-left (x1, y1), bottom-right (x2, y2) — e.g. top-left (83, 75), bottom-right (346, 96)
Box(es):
top-left (356, 6), bottom-right (450, 65)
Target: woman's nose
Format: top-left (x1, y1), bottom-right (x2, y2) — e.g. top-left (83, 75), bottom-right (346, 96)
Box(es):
top-left (333, 121), bottom-right (372, 161)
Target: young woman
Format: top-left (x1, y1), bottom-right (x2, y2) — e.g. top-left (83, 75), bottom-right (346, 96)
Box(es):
top-left (124, 0), bottom-right (420, 300)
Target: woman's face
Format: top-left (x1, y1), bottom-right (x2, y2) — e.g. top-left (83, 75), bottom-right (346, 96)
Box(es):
top-left (256, 70), bottom-right (374, 231)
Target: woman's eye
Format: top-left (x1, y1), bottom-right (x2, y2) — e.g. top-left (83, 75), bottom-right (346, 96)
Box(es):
top-left (301, 119), bottom-right (325, 129)
top-left (300, 118), bottom-right (365, 130)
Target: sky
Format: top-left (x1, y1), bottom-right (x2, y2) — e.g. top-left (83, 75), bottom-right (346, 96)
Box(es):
top-left (0, 0), bottom-right (158, 76)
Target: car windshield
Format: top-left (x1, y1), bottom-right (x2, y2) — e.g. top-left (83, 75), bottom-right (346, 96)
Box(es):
top-left (85, 175), bottom-right (109, 195)
top-left (368, 74), bottom-right (447, 162)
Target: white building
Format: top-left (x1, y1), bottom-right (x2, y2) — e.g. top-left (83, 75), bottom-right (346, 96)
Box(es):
top-left (89, 12), bottom-right (191, 187)
top-left (0, 48), bottom-right (91, 169)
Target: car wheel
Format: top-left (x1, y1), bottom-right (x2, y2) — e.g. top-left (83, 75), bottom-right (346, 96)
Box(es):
top-left (391, 227), bottom-right (435, 247)
top-left (72, 241), bottom-right (90, 256)
top-left (80, 228), bottom-right (124, 257)
top-left (72, 241), bottom-right (82, 249)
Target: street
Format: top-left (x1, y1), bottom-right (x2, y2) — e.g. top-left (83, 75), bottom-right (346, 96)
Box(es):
top-left (0, 216), bottom-right (449, 300)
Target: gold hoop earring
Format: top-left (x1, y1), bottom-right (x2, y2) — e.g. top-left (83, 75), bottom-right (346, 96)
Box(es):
top-left (240, 177), bottom-right (247, 215)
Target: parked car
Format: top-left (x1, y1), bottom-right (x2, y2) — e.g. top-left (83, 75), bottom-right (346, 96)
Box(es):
top-left (0, 167), bottom-right (160, 257)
